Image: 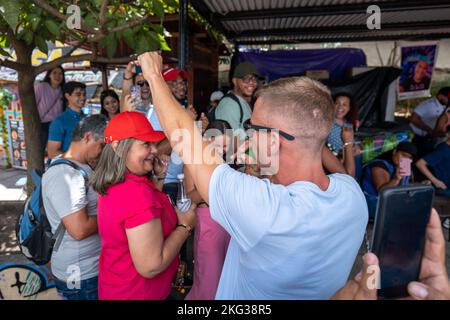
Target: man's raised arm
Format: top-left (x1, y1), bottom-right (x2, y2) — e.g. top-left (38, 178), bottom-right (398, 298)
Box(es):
top-left (138, 52), bottom-right (223, 203)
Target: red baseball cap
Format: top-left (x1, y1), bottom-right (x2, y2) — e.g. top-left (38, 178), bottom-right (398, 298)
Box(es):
top-left (162, 66), bottom-right (187, 81)
top-left (104, 111), bottom-right (166, 143)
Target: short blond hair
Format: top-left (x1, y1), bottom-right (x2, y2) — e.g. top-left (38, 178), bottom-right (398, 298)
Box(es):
top-left (255, 77), bottom-right (334, 151)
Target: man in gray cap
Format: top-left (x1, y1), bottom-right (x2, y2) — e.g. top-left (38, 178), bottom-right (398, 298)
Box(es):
top-left (215, 61), bottom-right (261, 133)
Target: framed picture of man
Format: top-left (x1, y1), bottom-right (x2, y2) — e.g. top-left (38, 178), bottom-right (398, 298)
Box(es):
top-left (398, 41), bottom-right (438, 100)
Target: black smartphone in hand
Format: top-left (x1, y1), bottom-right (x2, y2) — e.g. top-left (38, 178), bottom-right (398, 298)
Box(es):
top-left (370, 185), bottom-right (434, 299)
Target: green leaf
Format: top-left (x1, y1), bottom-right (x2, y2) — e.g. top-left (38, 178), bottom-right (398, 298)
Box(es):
top-left (20, 30), bottom-right (33, 45)
top-left (31, 18), bottom-right (41, 31)
top-left (152, 0), bottom-right (165, 19)
top-left (102, 35), bottom-right (117, 59)
top-left (84, 13), bottom-right (98, 29)
top-left (35, 35), bottom-right (48, 54)
top-left (44, 20), bottom-right (60, 36)
top-left (0, 0), bottom-right (21, 31)
top-left (158, 34), bottom-right (171, 51)
top-left (92, 0), bottom-right (104, 7)
top-left (149, 23), bottom-right (164, 35)
top-left (163, 0), bottom-right (178, 7)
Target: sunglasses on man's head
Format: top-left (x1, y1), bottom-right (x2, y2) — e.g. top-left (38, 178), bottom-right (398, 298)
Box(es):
top-left (243, 119), bottom-right (295, 141)
top-left (136, 80), bottom-right (149, 87)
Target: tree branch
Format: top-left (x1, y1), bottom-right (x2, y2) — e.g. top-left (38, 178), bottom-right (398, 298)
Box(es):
top-left (34, 54), bottom-right (93, 75)
top-left (99, 0), bottom-right (109, 31)
top-left (33, 53), bottom-right (133, 75)
top-left (0, 59), bottom-right (27, 72)
top-left (32, 0), bottom-right (97, 35)
top-left (109, 14), bottom-right (151, 34)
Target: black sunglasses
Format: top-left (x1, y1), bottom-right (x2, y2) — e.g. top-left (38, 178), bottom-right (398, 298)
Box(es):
top-left (243, 119), bottom-right (295, 141)
top-left (136, 80), bottom-right (149, 87)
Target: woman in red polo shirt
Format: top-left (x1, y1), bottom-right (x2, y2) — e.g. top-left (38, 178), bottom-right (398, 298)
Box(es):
top-left (91, 111), bottom-right (196, 300)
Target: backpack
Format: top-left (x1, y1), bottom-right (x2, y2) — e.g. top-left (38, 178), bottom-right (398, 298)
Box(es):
top-left (215, 93), bottom-right (244, 125)
top-left (15, 158), bottom-right (89, 265)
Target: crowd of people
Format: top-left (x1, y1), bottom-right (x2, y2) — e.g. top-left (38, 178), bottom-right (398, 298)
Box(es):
top-left (34, 52), bottom-right (450, 300)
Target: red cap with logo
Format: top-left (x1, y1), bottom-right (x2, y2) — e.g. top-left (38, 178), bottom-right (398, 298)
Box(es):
top-left (104, 111), bottom-right (166, 143)
top-left (162, 66), bottom-right (187, 81)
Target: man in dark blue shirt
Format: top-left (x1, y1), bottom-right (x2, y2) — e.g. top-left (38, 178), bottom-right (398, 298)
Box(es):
top-left (48, 82), bottom-right (86, 159)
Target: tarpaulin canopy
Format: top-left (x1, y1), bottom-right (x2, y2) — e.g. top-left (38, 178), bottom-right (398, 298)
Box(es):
top-left (234, 48), bottom-right (367, 82)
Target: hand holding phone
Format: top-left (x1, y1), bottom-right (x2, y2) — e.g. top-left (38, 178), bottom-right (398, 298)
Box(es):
top-left (371, 185), bottom-right (434, 299)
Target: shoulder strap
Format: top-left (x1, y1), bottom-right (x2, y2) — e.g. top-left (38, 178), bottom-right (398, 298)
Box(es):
top-left (223, 93), bottom-right (244, 125)
top-left (49, 158), bottom-right (89, 188)
top-left (46, 159), bottom-right (90, 249)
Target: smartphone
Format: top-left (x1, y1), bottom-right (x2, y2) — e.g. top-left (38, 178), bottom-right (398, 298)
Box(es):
top-left (135, 65), bottom-right (142, 74)
top-left (399, 157), bottom-right (412, 176)
top-left (370, 185), bottom-right (434, 299)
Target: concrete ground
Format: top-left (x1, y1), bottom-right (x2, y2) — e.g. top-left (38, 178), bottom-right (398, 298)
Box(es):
top-left (0, 167), bottom-right (27, 201)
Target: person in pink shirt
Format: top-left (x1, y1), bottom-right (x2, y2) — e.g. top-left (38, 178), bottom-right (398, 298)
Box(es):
top-left (184, 120), bottom-right (232, 300)
top-left (35, 66), bottom-right (65, 154)
top-left (90, 111), bottom-right (197, 300)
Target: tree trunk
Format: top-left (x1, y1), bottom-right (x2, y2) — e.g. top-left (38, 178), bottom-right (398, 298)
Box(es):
top-left (14, 42), bottom-right (43, 194)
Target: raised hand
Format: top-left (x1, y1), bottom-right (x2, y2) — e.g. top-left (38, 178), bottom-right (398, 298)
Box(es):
top-left (137, 51), bottom-right (163, 81)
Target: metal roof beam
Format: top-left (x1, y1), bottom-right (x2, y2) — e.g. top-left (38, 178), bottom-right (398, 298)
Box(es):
top-left (189, 0), bottom-right (232, 38)
top-left (235, 20), bottom-right (450, 39)
top-left (217, 0), bottom-right (450, 21)
top-left (236, 34), bottom-right (450, 45)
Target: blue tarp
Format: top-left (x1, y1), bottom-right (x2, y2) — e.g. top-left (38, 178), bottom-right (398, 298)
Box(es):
top-left (235, 48), bottom-right (367, 82)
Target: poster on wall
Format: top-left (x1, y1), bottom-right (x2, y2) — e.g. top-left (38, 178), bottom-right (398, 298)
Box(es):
top-left (398, 41), bottom-right (439, 100)
top-left (8, 119), bottom-right (27, 169)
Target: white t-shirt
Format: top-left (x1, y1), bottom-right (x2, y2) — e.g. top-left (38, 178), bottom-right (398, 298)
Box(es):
top-left (42, 159), bottom-right (100, 281)
top-left (209, 164), bottom-right (368, 300)
top-left (410, 97), bottom-right (446, 136)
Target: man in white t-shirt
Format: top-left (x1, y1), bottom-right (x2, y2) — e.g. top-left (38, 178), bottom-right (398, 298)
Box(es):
top-left (410, 87), bottom-right (450, 158)
top-left (42, 115), bottom-right (107, 300)
top-left (138, 52), bottom-right (368, 299)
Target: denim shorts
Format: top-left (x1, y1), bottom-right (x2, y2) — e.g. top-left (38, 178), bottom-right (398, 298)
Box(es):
top-left (54, 276), bottom-right (98, 300)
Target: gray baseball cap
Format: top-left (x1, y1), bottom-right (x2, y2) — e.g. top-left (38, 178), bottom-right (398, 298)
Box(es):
top-left (232, 61), bottom-right (261, 79)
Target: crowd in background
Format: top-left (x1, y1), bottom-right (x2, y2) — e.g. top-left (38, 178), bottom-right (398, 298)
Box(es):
top-left (33, 52), bottom-right (450, 300)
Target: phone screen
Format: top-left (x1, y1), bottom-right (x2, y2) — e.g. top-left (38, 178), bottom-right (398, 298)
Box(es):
top-left (135, 65), bottom-right (142, 74)
top-left (399, 157), bottom-right (412, 176)
top-left (371, 185), bottom-right (434, 298)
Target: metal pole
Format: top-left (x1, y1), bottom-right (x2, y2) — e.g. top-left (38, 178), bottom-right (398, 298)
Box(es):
top-left (179, 0), bottom-right (188, 70)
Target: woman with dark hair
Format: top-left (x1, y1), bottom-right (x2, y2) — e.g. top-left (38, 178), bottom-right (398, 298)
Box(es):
top-left (100, 89), bottom-right (120, 120)
top-left (326, 92), bottom-right (360, 177)
top-left (327, 92), bottom-right (359, 154)
top-left (35, 66), bottom-right (65, 154)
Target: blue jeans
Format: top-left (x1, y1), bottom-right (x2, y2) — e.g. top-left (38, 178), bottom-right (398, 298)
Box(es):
top-left (54, 276), bottom-right (98, 300)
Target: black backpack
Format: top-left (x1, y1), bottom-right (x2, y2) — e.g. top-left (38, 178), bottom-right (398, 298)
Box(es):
top-left (215, 93), bottom-right (244, 125)
top-left (16, 159), bottom-right (89, 265)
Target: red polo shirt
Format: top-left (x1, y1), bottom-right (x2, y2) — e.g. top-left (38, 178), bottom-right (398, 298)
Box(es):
top-left (98, 173), bottom-right (179, 300)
